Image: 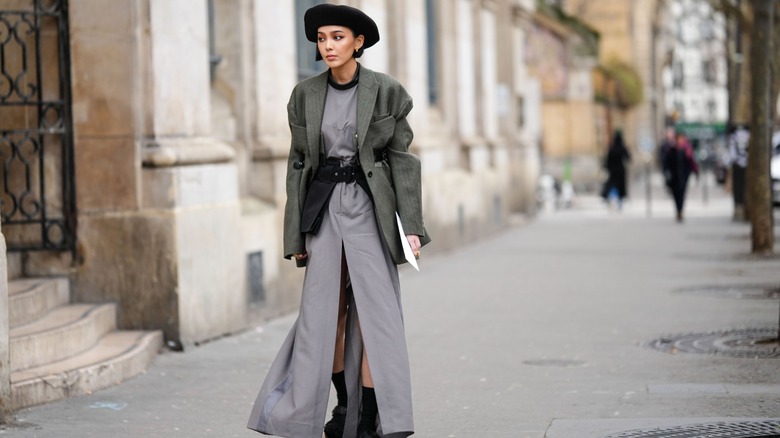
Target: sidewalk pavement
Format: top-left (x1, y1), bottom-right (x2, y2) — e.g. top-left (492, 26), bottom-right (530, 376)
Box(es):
top-left (2, 183), bottom-right (779, 438)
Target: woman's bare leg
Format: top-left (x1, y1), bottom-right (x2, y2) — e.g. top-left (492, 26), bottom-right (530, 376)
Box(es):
top-left (333, 249), bottom-right (348, 373)
top-left (360, 332), bottom-right (374, 387)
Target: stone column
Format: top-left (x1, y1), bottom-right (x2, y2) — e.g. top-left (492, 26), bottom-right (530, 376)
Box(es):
top-left (141, 0), bottom-right (244, 345)
top-left (70, 0), bottom-right (244, 346)
top-left (438, 0), bottom-right (459, 138)
top-left (250, 0), bottom-right (297, 205)
top-left (460, 0), bottom-right (491, 172)
top-left (455, 0), bottom-right (478, 142)
top-left (0, 225), bottom-right (9, 423)
top-left (243, 0), bottom-right (303, 318)
top-left (398, 0), bottom-right (429, 138)
top-left (496, 0), bottom-right (517, 141)
top-left (480, 5), bottom-right (499, 142)
top-left (511, 6), bottom-right (543, 213)
top-left (360, 0), bottom-right (390, 75)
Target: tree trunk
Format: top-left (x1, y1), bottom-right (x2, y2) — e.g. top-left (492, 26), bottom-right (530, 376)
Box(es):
top-left (716, 0), bottom-right (754, 221)
top-left (747, 0), bottom-right (774, 255)
top-left (772, 2), bottom-right (780, 121)
top-left (725, 1), bottom-right (738, 124)
top-left (735, 2), bottom-right (753, 125)
top-left (739, 2), bottom-right (755, 221)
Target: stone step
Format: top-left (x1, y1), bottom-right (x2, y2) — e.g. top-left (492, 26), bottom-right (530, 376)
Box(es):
top-left (11, 330), bottom-right (163, 410)
top-left (8, 278), bottom-right (69, 327)
top-left (10, 303), bottom-right (117, 372)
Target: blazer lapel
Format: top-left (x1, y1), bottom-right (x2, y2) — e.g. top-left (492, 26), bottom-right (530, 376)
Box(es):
top-left (305, 71), bottom-right (328, 168)
top-left (356, 67), bottom-right (378, 154)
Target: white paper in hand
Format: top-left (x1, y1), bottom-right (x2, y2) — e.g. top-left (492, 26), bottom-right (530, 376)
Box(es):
top-left (396, 212), bottom-right (419, 271)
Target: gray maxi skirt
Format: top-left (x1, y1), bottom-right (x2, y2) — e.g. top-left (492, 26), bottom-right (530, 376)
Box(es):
top-left (247, 180), bottom-right (414, 438)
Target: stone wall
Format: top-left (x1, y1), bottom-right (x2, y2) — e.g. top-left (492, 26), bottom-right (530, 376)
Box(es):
top-left (63, 0), bottom-right (247, 346)
top-left (563, 0), bottom-right (668, 166)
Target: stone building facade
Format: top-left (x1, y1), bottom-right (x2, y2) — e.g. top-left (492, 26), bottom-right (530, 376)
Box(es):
top-left (562, 0), bottom-right (669, 171)
top-left (524, 3), bottom-right (602, 191)
top-left (661, 0), bottom-right (728, 125)
top-left (1, 0), bottom-right (555, 412)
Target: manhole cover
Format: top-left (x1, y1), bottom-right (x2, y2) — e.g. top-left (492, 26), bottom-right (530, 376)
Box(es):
top-left (674, 285), bottom-right (780, 300)
top-left (645, 328), bottom-right (780, 358)
top-left (605, 420), bottom-right (780, 437)
top-left (522, 359), bottom-right (586, 367)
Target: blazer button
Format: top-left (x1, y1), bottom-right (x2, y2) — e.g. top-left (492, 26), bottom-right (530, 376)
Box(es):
top-left (367, 171), bottom-right (373, 178)
top-left (293, 161), bottom-right (304, 169)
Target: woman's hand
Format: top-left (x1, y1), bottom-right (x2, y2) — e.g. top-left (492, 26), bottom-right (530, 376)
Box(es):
top-left (293, 252), bottom-right (308, 261)
top-left (406, 234), bottom-right (421, 259)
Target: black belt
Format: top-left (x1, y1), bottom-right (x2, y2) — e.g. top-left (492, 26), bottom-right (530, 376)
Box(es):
top-left (302, 160), bottom-right (373, 235)
top-left (315, 163), bottom-right (365, 183)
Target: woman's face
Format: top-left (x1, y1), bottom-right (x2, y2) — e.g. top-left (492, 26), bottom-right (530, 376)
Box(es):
top-left (317, 25), bottom-right (364, 69)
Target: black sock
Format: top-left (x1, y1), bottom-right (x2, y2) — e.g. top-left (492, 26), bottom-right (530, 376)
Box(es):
top-left (358, 386), bottom-right (377, 432)
top-left (332, 371), bottom-right (347, 408)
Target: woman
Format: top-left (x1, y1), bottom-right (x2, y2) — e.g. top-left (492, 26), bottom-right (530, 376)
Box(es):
top-left (663, 132), bottom-right (699, 222)
top-left (247, 4), bottom-right (429, 438)
top-left (601, 130), bottom-right (631, 209)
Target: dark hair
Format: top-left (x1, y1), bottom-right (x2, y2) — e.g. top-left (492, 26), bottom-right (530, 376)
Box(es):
top-left (351, 29), bottom-right (365, 58)
top-left (611, 130), bottom-right (625, 148)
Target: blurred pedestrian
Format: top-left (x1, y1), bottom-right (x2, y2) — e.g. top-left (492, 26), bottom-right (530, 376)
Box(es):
top-left (728, 124), bottom-right (749, 220)
top-left (658, 126), bottom-right (676, 172)
top-left (601, 130), bottom-right (631, 209)
top-left (247, 4), bottom-right (429, 438)
top-left (663, 132), bottom-right (699, 222)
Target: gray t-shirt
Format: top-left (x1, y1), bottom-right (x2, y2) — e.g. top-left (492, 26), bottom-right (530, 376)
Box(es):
top-left (321, 84), bottom-right (358, 163)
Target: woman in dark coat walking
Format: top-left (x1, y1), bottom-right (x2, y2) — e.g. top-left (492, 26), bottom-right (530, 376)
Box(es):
top-left (601, 130), bottom-right (631, 208)
top-left (247, 4), bottom-right (429, 438)
top-left (663, 132), bottom-right (699, 222)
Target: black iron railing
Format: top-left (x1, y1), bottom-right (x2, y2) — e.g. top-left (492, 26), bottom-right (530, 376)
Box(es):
top-left (0, 0), bottom-right (75, 251)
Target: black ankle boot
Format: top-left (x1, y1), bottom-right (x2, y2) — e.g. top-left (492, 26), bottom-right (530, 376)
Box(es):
top-left (323, 405), bottom-right (347, 438)
top-left (357, 386), bottom-right (378, 437)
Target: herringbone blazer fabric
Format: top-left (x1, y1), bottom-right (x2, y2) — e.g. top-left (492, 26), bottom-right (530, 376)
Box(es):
top-left (283, 66), bottom-right (430, 265)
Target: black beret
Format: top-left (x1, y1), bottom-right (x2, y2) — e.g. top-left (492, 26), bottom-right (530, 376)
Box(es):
top-left (304, 4), bottom-right (380, 50)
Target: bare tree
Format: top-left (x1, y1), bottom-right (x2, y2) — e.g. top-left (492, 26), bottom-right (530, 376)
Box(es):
top-left (772, 3), bottom-right (780, 123)
top-left (712, 0), bottom-right (753, 219)
top-left (746, 0), bottom-right (774, 254)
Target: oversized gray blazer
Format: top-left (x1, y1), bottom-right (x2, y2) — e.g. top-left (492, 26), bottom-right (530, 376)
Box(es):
top-left (283, 66), bottom-right (431, 265)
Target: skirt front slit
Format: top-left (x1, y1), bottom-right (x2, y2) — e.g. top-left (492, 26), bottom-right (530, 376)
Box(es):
top-left (248, 180), bottom-right (414, 438)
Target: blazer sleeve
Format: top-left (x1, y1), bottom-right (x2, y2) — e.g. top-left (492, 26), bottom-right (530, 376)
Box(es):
top-left (282, 95), bottom-right (306, 260)
top-left (386, 90), bottom-right (426, 238)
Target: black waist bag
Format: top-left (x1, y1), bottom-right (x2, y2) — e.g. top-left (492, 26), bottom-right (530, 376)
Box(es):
top-left (300, 177), bottom-right (336, 235)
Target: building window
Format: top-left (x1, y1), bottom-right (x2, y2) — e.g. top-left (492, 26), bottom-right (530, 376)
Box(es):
top-left (426, 0), bottom-right (439, 105)
top-left (702, 58), bottom-right (716, 84)
top-left (672, 62), bottom-right (684, 89)
top-left (296, 0), bottom-right (326, 81)
top-left (707, 100), bottom-right (716, 120)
